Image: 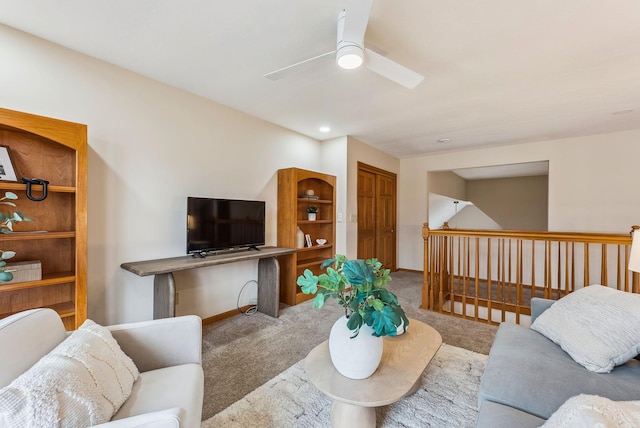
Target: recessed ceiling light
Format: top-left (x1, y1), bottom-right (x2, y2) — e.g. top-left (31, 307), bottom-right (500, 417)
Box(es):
top-left (319, 126), bottom-right (331, 133)
top-left (612, 109), bottom-right (634, 115)
top-left (437, 138), bottom-right (451, 144)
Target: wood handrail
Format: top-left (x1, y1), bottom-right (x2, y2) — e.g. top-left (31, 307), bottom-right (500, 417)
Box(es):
top-left (422, 223), bottom-right (638, 326)
top-left (423, 224), bottom-right (633, 244)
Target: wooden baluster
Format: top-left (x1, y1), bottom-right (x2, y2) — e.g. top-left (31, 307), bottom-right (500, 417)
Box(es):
top-left (548, 241), bottom-right (552, 298)
top-left (616, 245), bottom-right (622, 291)
top-left (432, 236), bottom-right (438, 309)
top-left (584, 243), bottom-right (590, 287)
top-left (543, 240), bottom-right (549, 299)
top-left (487, 238), bottom-right (493, 321)
top-left (466, 236), bottom-right (470, 301)
top-left (516, 239), bottom-right (522, 325)
top-left (438, 235), bottom-right (443, 309)
top-left (631, 225), bottom-right (639, 294)
top-left (531, 240), bottom-right (536, 303)
top-left (462, 236), bottom-right (467, 318)
top-left (564, 242), bottom-right (570, 297)
top-left (422, 223), bottom-right (429, 310)
top-left (447, 236), bottom-right (456, 313)
top-left (500, 238), bottom-right (505, 323)
top-left (570, 242), bottom-right (575, 292)
top-left (556, 241), bottom-right (561, 299)
top-left (601, 243), bottom-right (608, 286)
top-left (624, 244), bottom-right (630, 293)
top-left (429, 236), bottom-right (435, 310)
top-left (433, 236), bottom-right (439, 307)
top-left (475, 237), bottom-right (480, 321)
top-left (455, 236), bottom-right (461, 295)
top-left (507, 239), bottom-right (517, 308)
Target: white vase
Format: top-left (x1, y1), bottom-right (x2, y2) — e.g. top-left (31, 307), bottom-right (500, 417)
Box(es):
top-left (308, 213), bottom-right (317, 221)
top-left (328, 315), bottom-right (383, 379)
top-left (296, 227), bottom-right (305, 248)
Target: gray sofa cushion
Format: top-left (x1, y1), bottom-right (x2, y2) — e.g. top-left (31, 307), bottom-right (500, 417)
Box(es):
top-left (476, 400), bottom-right (544, 428)
top-left (479, 322), bottom-right (640, 419)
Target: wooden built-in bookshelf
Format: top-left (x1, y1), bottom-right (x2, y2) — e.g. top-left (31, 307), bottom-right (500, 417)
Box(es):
top-left (277, 167), bottom-right (336, 306)
top-left (0, 108), bottom-right (87, 330)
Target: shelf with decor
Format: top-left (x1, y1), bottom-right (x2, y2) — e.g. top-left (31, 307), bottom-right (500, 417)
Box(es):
top-left (278, 167), bottom-right (336, 306)
top-left (0, 182), bottom-right (76, 193)
top-left (0, 107), bottom-right (87, 330)
top-left (297, 244), bottom-right (333, 252)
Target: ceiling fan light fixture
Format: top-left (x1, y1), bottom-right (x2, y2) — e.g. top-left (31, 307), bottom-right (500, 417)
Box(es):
top-left (336, 44), bottom-right (364, 69)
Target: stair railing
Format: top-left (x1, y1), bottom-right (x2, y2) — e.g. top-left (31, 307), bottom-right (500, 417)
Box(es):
top-left (422, 223), bottom-right (638, 325)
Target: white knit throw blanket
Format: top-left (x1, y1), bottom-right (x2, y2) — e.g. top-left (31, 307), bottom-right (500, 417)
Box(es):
top-left (0, 319), bottom-right (139, 428)
top-left (542, 394), bottom-right (640, 427)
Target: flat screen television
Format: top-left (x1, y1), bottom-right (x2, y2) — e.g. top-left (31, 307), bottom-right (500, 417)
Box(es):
top-left (187, 197), bottom-right (265, 255)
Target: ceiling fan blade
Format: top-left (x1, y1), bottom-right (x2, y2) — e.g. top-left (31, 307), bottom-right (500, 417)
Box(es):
top-left (342, 0), bottom-right (374, 44)
top-left (364, 48), bottom-right (424, 89)
top-left (264, 51), bottom-right (335, 81)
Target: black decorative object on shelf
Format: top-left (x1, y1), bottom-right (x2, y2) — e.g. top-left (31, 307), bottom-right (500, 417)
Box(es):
top-left (21, 177), bottom-right (49, 201)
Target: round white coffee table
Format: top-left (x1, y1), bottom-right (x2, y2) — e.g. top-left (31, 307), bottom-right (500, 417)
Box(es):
top-left (305, 318), bottom-right (442, 428)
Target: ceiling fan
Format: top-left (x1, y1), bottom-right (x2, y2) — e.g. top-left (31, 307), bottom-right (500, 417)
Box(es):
top-left (264, 0), bottom-right (424, 90)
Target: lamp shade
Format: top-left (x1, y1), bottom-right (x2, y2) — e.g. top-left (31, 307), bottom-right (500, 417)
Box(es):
top-left (629, 228), bottom-right (640, 273)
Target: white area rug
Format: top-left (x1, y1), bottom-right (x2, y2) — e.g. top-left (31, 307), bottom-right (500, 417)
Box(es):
top-left (201, 344), bottom-right (487, 427)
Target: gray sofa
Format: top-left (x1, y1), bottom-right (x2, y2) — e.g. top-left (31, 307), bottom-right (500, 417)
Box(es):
top-left (0, 308), bottom-right (204, 427)
top-left (476, 297), bottom-right (640, 427)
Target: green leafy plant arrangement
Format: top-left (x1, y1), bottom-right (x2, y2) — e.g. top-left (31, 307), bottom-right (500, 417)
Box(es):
top-left (0, 191), bottom-right (33, 282)
top-left (306, 205), bottom-right (318, 213)
top-left (297, 254), bottom-right (409, 338)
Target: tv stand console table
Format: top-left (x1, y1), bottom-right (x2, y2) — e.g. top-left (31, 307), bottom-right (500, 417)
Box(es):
top-left (121, 246), bottom-right (296, 319)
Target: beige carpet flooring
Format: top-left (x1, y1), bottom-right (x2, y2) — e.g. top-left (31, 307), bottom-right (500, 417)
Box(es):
top-left (200, 270), bottom-right (498, 420)
top-left (202, 344), bottom-right (488, 427)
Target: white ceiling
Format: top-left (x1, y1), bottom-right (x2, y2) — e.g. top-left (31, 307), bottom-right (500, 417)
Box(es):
top-left (1, 0), bottom-right (639, 158)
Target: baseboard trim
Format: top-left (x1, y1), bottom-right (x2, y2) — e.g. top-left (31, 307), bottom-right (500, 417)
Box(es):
top-left (202, 305), bottom-right (254, 325)
top-left (397, 268), bottom-right (423, 274)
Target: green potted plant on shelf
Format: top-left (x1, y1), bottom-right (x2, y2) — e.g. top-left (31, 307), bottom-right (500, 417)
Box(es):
top-left (297, 254), bottom-right (409, 379)
top-left (0, 191), bottom-right (33, 282)
top-left (306, 205), bottom-right (318, 221)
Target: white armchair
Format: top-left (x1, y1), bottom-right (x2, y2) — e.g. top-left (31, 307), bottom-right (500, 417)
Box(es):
top-left (0, 308), bottom-right (204, 428)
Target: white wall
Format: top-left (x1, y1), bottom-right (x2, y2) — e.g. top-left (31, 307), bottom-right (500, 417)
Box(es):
top-left (467, 175), bottom-right (548, 230)
top-left (319, 136), bottom-right (348, 255)
top-left (399, 131), bottom-right (640, 270)
top-left (451, 205), bottom-right (502, 230)
top-left (427, 171), bottom-right (467, 202)
top-left (0, 24), bottom-right (325, 324)
top-left (427, 194), bottom-right (474, 230)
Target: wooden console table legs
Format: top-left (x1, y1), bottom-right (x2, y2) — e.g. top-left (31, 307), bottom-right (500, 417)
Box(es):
top-left (150, 256), bottom-right (281, 320)
top-left (153, 272), bottom-right (176, 319)
top-left (257, 257), bottom-right (280, 318)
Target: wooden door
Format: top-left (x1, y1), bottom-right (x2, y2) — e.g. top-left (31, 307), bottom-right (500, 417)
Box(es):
top-left (376, 173), bottom-right (396, 270)
top-left (358, 169), bottom-right (376, 260)
top-left (357, 163), bottom-right (397, 270)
